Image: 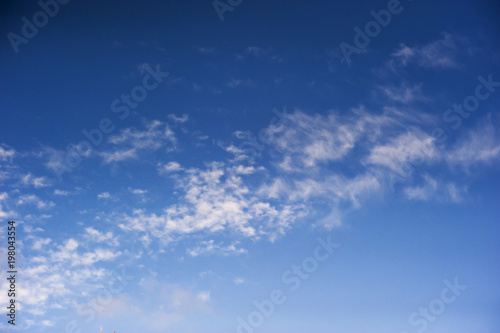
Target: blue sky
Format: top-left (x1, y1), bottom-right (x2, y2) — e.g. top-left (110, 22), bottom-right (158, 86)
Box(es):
top-left (1, 0), bottom-right (500, 332)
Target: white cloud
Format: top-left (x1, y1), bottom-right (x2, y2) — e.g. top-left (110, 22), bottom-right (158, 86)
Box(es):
top-left (257, 178), bottom-right (288, 199)
top-left (65, 238), bottom-right (79, 251)
top-left (365, 130), bottom-right (439, 175)
top-left (129, 188), bottom-right (148, 203)
top-left (100, 148), bottom-right (137, 164)
top-left (77, 248), bottom-right (122, 266)
top-left (197, 291), bottom-right (210, 302)
top-left (446, 121), bottom-right (500, 168)
top-left (257, 172), bottom-right (381, 229)
top-left (404, 174), bottom-right (467, 203)
top-left (42, 146), bottom-right (68, 177)
top-left (17, 194), bottom-right (55, 209)
top-left (158, 161), bottom-right (183, 173)
top-left (187, 240), bottom-right (247, 257)
top-left (1, 98), bottom-right (499, 328)
top-left (24, 225), bottom-right (44, 233)
top-left (41, 320), bottom-right (55, 327)
top-left (404, 174), bottom-right (438, 200)
top-left (48, 237), bottom-right (122, 266)
top-left (260, 108), bottom-right (396, 170)
top-left (0, 144), bottom-right (15, 161)
top-left (232, 165), bottom-right (263, 174)
top-left (225, 145), bottom-right (245, 155)
top-left (0, 233), bottom-right (125, 318)
top-left (120, 162), bottom-right (307, 244)
top-left (233, 278), bottom-right (245, 285)
top-left (391, 32), bottom-right (459, 69)
top-left (84, 227), bottom-right (119, 246)
top-left (253, 108), bottom-right (454, 228)
top-left (377, 83), bottom-right (426, 103)
top-left (22, 173), bottom-right (51, 188)
top-left (53, 189), bottom-right (69, 196)
top-left (97, 192), bottom-right (111, 200)
top-left (100, 120), bottom-right (176, 164)
top-left (224, 143), bottom-right (251, 163)
top-left (0, 192), bottom-right (14, 219)
top-left (447, 183), bottom-right (466, 203)
top-left (262, 111), bottom-right (358, 167)
top-left (140, 234), bottom-right (151, 247)
top-left (0, 170), bottom-right (11, 182)
top-left (391, 44), bottom-right (415, 66)
top-left (168, 114), bottom-right (189, 123)
top-left (32, 237), bottom-right (52, 250)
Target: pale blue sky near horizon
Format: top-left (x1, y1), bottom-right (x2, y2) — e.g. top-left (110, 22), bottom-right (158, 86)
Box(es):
top-left (0, 0), bottom-right (500, 332)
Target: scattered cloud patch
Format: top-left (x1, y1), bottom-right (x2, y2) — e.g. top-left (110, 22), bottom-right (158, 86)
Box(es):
top-left (129, 188), bottom-right (148, 195)
top-left (21, 173), bottom-right (51, 188)
top-left (168, 114), bottom-right (189, 123)
top-left (53, 189), bottom-right (69, 196)
top-left (158, 161), bottom-right (184, 173)
top-left (100, 120), bottom-right (176, 164)
top-left (97, 192), bottom-right (111, 200)
top-left (0, 144), bottom-right (15, 161)
top-left (391, 32), bottom-right (459, 69)
top-left (17, 194), bottom-right (55, 209)
top-left (187, 240), bottom-right (247, 257)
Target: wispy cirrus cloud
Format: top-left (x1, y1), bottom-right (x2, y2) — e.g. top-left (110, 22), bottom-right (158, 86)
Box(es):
top-left (365, 129), bottom-right (439, 175)
top-left (168, 114), bottom-right (189, 123)
top-left (258, 107), bottom-right (400, 170)
top-left (446, 119), bottom-right (500, 168)
top-left (391, 32), bottom-right (460, 69)
top-left (99, 120), bottom-right (177, 164)
top-left (404, 174), bottom-right (467, 203)
top-left (375, 82), bottom-right (427, 104)
top-left (187, 240), bottom-right (247, 257)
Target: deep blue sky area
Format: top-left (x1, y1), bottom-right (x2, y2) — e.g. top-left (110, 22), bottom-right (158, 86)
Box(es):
top-left (0, 1), bottom-right (499, 332)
